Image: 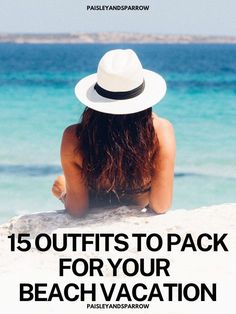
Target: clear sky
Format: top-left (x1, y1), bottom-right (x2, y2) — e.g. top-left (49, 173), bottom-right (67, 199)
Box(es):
top-left (0, 0), bottom-right (236, 36)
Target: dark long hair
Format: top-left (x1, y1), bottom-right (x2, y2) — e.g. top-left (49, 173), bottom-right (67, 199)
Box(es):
top-left (76, 107), bottom-right (158, 194)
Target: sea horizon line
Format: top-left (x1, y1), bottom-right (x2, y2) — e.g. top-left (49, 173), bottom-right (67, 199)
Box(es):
top-left (1, 32), bottom-right (236, 44)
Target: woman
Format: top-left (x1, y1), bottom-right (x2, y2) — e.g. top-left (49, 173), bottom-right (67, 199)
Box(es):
top-left (52, 49), bottom-right (176, 215)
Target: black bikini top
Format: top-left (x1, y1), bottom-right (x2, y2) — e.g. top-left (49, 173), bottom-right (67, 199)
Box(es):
top-left (88, 182), bottom-right (151, 197)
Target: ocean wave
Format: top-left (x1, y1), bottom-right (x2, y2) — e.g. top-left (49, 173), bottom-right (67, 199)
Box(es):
top-left (0, 78), bottom-right (75, 87)
top-left (0, 164), bottom-right (62, 176)
top-left (0, 164), bottom-right (235, 180)
top-left (168, 80), bottom-right (236, 90)
top-left (0, 77), bottom-right (235, 91)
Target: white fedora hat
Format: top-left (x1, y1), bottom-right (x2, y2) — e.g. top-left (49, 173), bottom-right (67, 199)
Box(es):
top-left (75, 49), bottom-right (167, 115)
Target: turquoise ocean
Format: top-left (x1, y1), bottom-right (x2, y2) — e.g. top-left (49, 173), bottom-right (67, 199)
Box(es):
top-left (0, 43), bottom-right (235, 223)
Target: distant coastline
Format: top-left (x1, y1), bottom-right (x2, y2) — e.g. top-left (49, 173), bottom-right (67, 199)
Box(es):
top-left (1, 32), bottom-right (236, 44)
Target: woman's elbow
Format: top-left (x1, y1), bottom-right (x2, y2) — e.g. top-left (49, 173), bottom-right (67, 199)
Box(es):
top-left (151, 206), bottom-right (169, 215)
top-left (65, 207), bottom-right (86, 217)
top-left (64, 200), bottom-right (88, 217)
top-left (148, 200), bottom-right (172, 214)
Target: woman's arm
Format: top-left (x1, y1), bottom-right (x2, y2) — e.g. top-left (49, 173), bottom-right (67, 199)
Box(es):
top-left (60, 125), bottom-right (89, 216)
top-left (149, 116), bottom-right (176, 214)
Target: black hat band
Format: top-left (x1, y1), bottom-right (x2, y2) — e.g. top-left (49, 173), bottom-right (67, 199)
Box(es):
top-left (94, 80), bottom-right (145, 100)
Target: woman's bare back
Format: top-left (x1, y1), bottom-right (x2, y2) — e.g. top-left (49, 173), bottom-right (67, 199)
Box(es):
top-left (52, 113), bottom-right (175, 215)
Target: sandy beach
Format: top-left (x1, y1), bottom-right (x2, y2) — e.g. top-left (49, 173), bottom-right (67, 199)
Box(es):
top-left (0, 204), bottom-right (235, 313)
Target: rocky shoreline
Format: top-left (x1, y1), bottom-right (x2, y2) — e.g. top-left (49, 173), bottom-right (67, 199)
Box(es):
top-left (1, 33), bottom-right (236, 44)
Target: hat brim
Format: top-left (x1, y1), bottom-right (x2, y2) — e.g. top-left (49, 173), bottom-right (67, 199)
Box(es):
top-left (74, 69), bottom-right (167, 115)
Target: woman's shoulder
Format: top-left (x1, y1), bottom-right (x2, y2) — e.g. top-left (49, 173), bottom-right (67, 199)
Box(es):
top-left (152, 113), bottom-right (174, 134)
top-left (152, 113), bottom-right (175, 155)
top-left (61, 124), bottom-right (79, 149)
top-left (61, 124), bottom-right (82, 165)
top-left (63, 124), bottom-right (78, 138)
